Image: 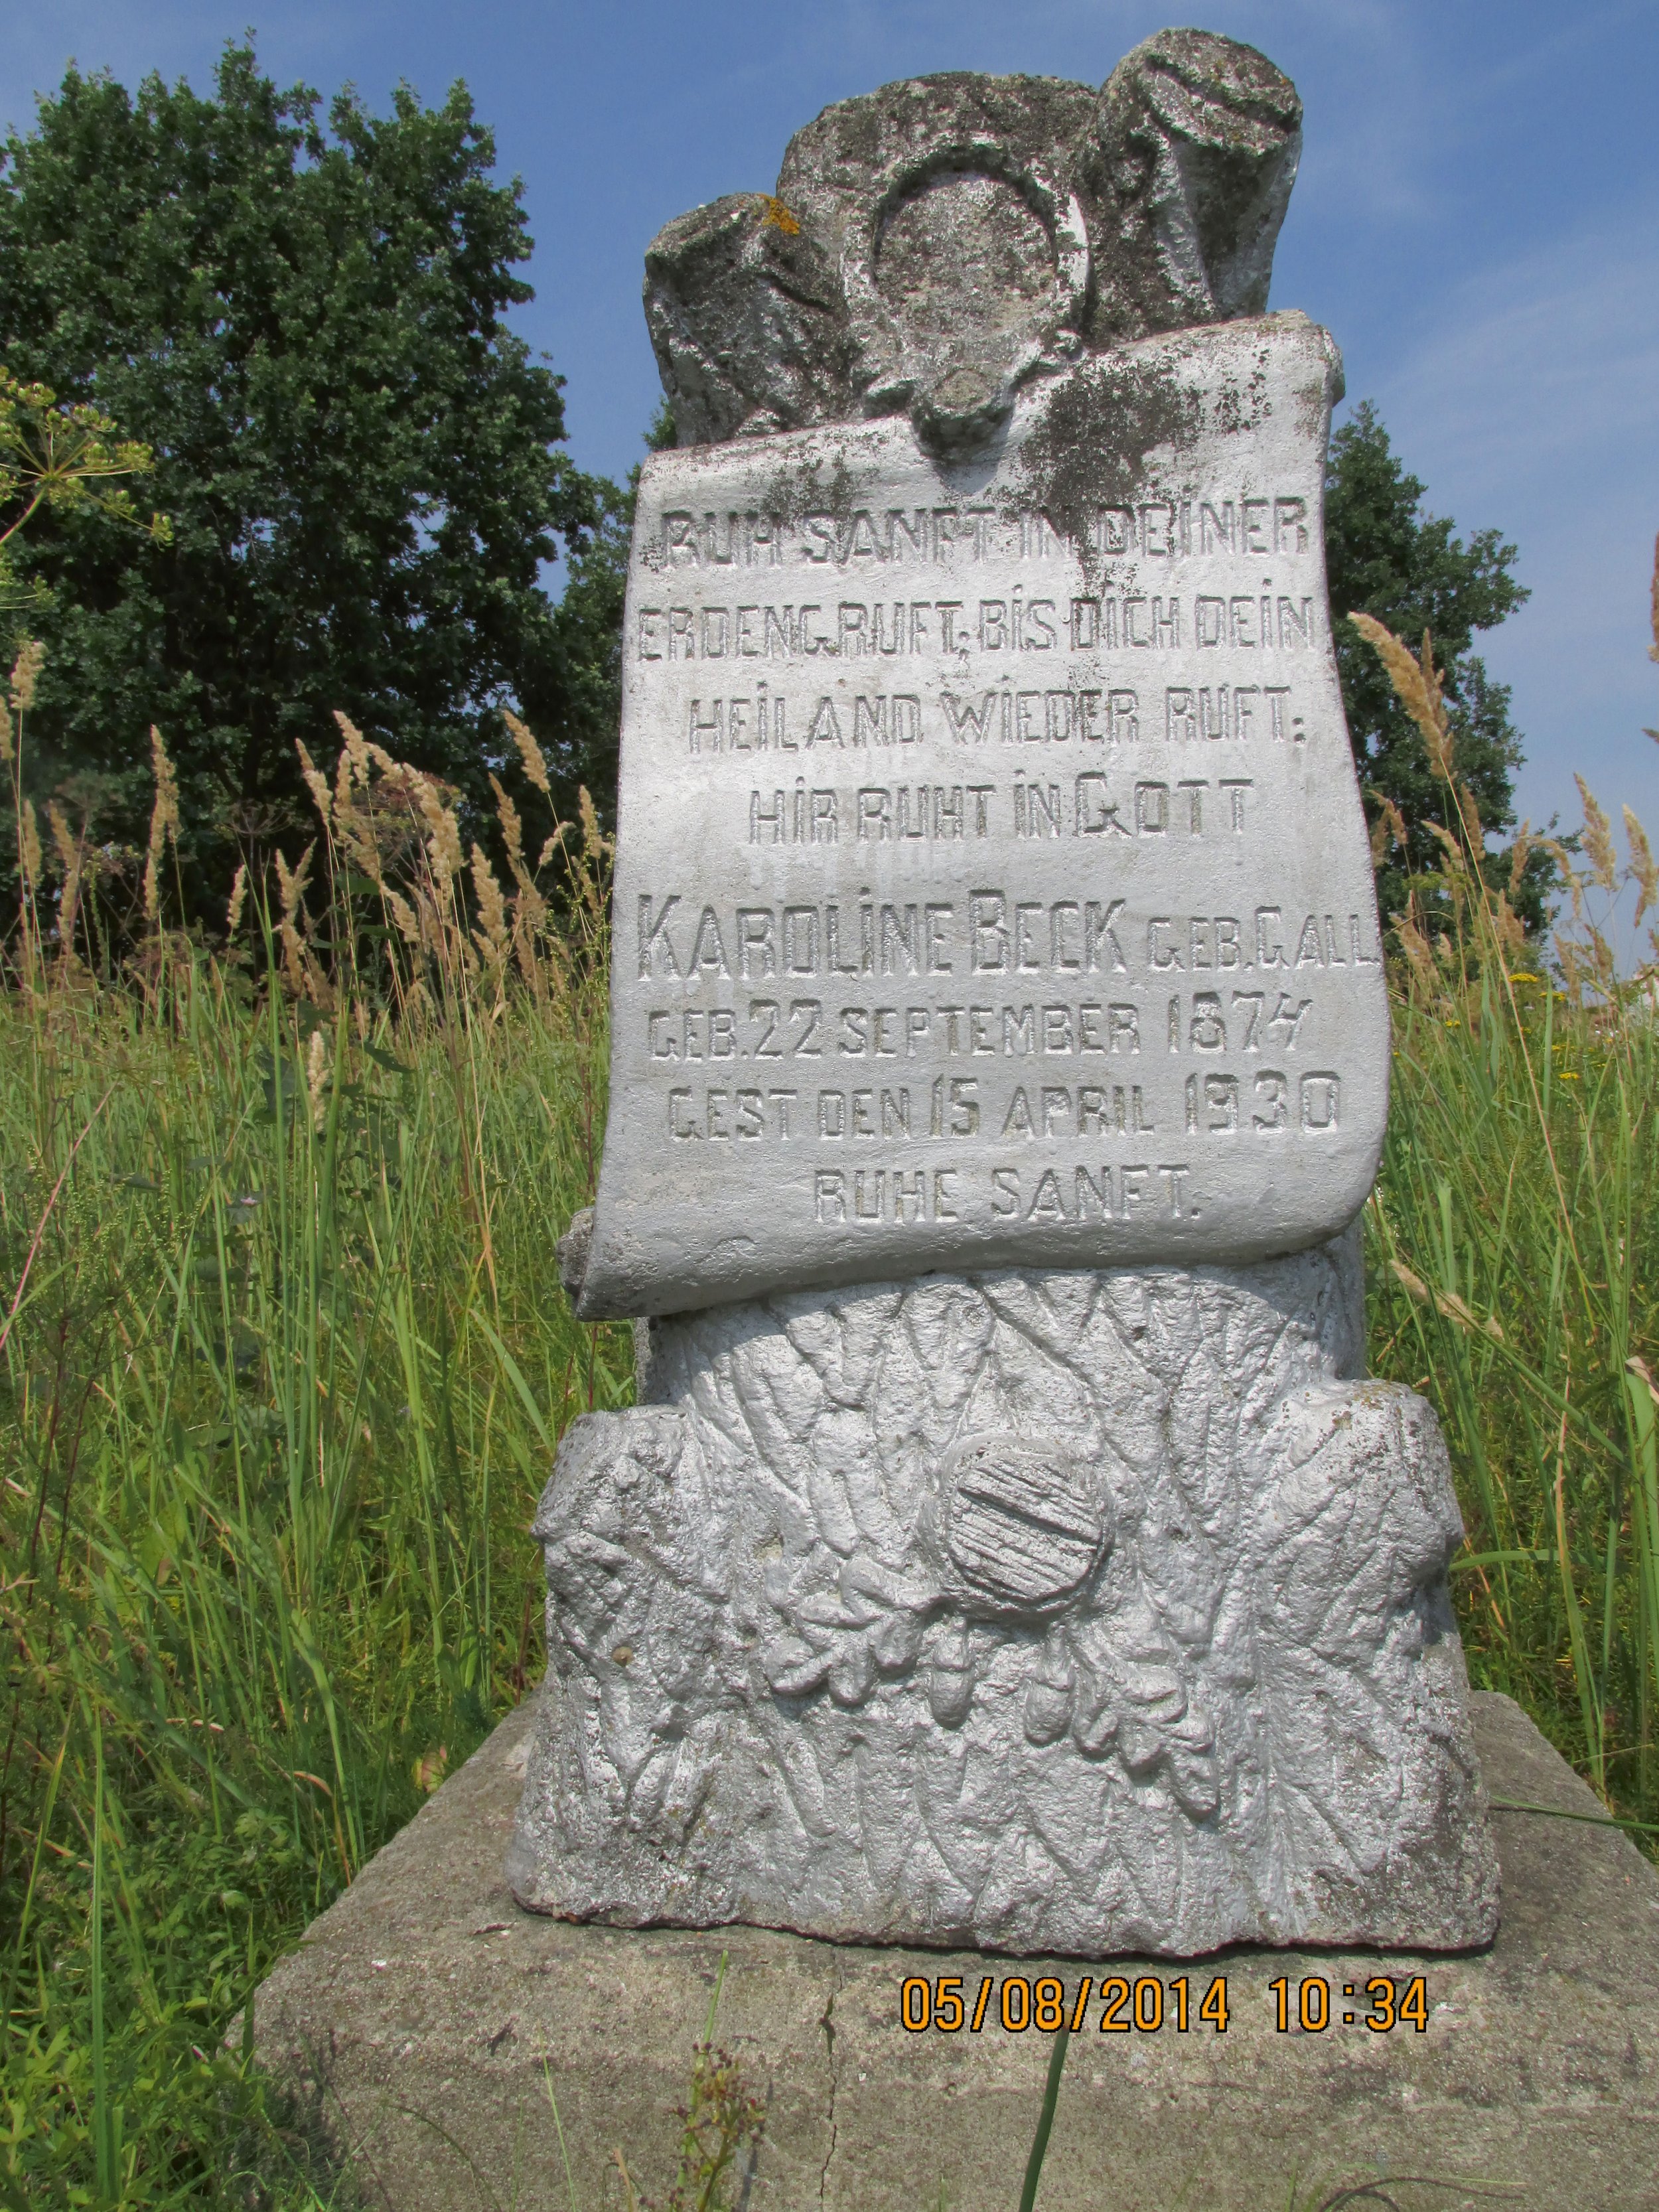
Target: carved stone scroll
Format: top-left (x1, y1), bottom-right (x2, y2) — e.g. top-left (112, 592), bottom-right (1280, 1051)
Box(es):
top-left (574, 313), bottom-right (1386, 1322)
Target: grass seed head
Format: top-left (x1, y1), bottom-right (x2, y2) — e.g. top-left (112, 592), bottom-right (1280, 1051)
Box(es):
top-left (47, 800), bottom-right (83, 961)
top-left (142, 724), bottom-right (180, 922)
top-left (332, 709), bottom-right (371, 780)
top-left (1492, 890), bottom-right (1527, 960)
top-left (226, 861), bottom-right (248, 937)
top-left (46, 798), bottom-right (76, 876)
top-left (1426, 818), bottom-right (1467, 875)
top-left (1392, 905), bottom-right (1440, 997)
top-left (148, 724), bottom-right (179, 839)
top-left (1541, 837), bottom-right (1583, 922)
top-left (490, 773), bottom-right (526, 875)
top-left (8, 636), bottom-right (44, 717)
top-left (1575, 775), bottom-right (1618, 890)
top-left (275, 842), bottom-right (315, 995)
top-left (504, 708), bottom-right (551, 798)
top-left (275, 846), bottom-right (307, 928)
top-left (470, 841), bottom-right (510, 978)
top-left (295, 739), bottom-right (332, 826)
top-left (413, 775), bottom-right (463, 892)
top-left (19, 796), bottom-right (41, 891)
top-left (1623, 806), bottom-right (1657, 924)
top-left (1349, 611), bottom-right (1456, 780)
top-left (305, 1027), bottom-right (328, 1133)
top-left (578, 783), bottom-right (611, 863)
top-left (385, 887), bottom-right (421, 949)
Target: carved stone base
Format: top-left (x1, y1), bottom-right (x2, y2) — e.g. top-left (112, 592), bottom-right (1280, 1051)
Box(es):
top-left (507, 1236), bottom-right (1499, 1955)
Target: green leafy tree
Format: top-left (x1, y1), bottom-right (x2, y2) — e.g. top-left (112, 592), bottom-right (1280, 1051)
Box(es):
top-left (539, 401), bottom-right (678, 830)
top-left (0, 44), bottom-right (601, 914)
top-left (1325, 402), bottom-right (1548, 929)
top-left (539, 476), bottom-right (632, 832)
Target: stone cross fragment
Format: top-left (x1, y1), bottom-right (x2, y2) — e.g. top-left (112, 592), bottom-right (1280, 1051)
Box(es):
top-left (513, 29), bottom-right (1500, 1958)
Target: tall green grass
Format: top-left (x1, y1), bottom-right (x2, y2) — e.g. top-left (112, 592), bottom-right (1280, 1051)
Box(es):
top-left (1375, 960), bottom-right (1659, 1808)
top-left (0, 619), bottom-right (1656, 2205)
top-left (2, 707), bottom-right (630, 2205)
top-left (1355, 608), bottom-right (1659, 1824)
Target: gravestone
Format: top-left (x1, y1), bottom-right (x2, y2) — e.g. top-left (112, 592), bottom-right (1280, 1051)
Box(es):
top-left (510, 30), bottom-right (1499, 1955)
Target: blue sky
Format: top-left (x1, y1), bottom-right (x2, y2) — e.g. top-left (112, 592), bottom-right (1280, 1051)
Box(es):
top-left (5, 1), bottom-right (1657, 854)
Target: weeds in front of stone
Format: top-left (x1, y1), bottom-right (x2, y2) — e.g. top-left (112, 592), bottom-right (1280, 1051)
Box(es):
top-left (605, 2041), bottom-right (764, 2212)
top-left (1, 553), bottom-right (1658, 2201)
top-left (599, 1954), bottom-right (765, 2212)
top-left (1015, 2017), bottom-right (1072, 2212)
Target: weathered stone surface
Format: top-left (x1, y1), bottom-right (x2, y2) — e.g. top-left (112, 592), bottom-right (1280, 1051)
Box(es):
top-left (251, 1692), bottom-right (1659, 2212)
top-left (1089, 29), bottom-right (1303, 345)
top-left (509, 1235), bottom-right (1498, 1955)
top-left (553, 31), bottom-right (1488, 1978)
top-left (775, 72), bottom-right (1096, 453)
top-left (644, 36), bottom-right (1301, 452)
top-left (642, 195), bottom-right (853, 449)
top-left (578, 312), bottom-right (1386, 1321)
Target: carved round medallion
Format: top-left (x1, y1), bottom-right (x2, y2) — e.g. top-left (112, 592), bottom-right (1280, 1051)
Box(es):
top-left (873, 171), bottom-right (1055, 339)
top-left (933, 1434), bottom-right (1110, 1613)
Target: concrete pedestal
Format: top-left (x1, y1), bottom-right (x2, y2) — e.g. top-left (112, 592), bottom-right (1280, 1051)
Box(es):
top-left (250, 1692), bottom-right (1659, 2211)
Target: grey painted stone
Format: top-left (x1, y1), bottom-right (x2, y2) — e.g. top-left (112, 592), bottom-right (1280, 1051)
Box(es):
top-left (250, 1691), bottom-right (1659, 2212)
top-left (578, 312), bottom-right (1386, 1321)
top-left (509, 1234), bottom-right (1498, 1955)
top-left (542, 35), bottom-right (1488, 1974)
top-left (774, 72), bottom-right (1098, 454)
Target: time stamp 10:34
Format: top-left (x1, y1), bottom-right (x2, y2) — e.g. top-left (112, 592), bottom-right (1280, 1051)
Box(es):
top-left (898, 1974), bottom-right (1433, 2035)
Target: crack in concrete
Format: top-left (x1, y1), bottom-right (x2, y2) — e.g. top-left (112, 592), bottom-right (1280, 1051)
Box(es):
top-left (817, 1970), bottom-right (839, 2207)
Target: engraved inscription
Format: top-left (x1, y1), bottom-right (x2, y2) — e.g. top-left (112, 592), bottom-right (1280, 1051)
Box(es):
top-left (641, 595), bottom-right (1319, 662)
top-left (635, 895), bottom-right (1378, 984)
top-left (581, 320), bottom-right (1390, 1315)
top-left (645, 493), bottom-right (1315, 573)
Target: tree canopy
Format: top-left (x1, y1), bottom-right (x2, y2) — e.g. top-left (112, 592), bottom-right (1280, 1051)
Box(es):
top-left (0, 44), bottom-right (611, 913)
top-left (0, 40), bottom-right (1544, 944)
top-left (538, 400), bottom-right (678, 830)
top-left (1325, 402), bottom-right (1543, 927)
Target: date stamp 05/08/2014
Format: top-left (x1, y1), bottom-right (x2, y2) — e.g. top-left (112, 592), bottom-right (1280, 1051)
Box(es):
top-left (898, 1974), bottom-right (1435, 2037)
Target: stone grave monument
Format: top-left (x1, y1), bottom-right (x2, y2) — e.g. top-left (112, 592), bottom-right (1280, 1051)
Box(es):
top-left (507, 28), bottom-right (1500, 1957)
